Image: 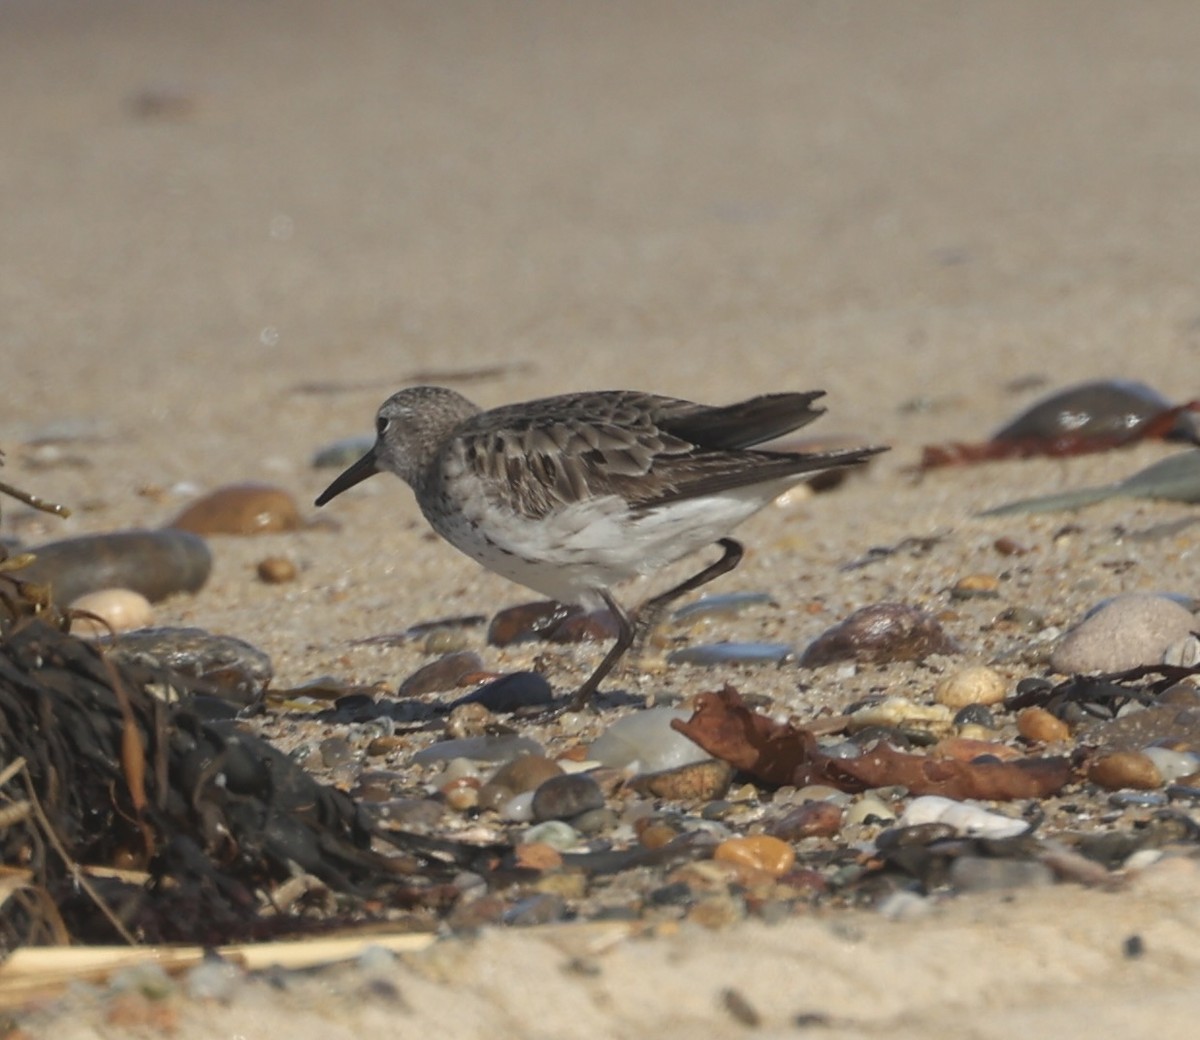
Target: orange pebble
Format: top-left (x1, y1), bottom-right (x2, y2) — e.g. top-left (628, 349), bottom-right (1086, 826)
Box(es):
top-left (712, 835), bottom-right (796, 877)
top-left (514, 842), bottom-right (563, 871)
top-left (1017, 706), bottom-right (1071, 744)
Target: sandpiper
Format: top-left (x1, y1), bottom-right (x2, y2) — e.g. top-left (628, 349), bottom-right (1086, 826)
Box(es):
top-left (316, 387), bottom-right (884, 709)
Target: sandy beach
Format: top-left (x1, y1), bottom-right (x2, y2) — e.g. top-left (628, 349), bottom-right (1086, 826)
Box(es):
top-left (5, 1), bottom-right (1200, 1036)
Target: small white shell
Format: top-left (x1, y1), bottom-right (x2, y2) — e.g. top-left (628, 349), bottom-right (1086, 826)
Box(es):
top-left (898, 795), bottom-right (1029, 839)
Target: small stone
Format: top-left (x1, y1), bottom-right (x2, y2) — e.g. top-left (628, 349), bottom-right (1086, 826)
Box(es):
top-left (766, 800), bottom-right (844, 840)
top-left (712, 835), bottom-right (796, 877)
top-left (256, 555), bottom-right (297, 583)
top-left (636, 816), bottom-right (684, 849)
top-left (513, 842), bottom-right (564, 871)
top-left (100, 626), bottom-right (273, 706)
top-left (184, 957), bottom-right (243, 1003)
top-left (531, 773), bottom-right (605, 822)
top-left (899, 795), bottom-right (1028, 838)
top-left (1018, 706), bottom-right (1071, 744)
top-left (487, 601), bottom-right (617, 646)
top-left (668, 642), bottom-right (794, 666)
top-left (934, 665), bottom-right (1007, 708)
top-left (424, 627), bottom-right (475, 654)
top-left (449, 671), bottom-right (554, 712)
top-left (521, 820), bottom-right (580, 850)
top-left (1141, 746), bottom-right (1200, 782)
top-left (69, 588), bottom-right (153, 636)
top-left (952, 704), bottom-right (997, 729)
top-left (169, 483), bottom-right (303, 535)
top-left (1051, 593), bottom-right (1198, 674)
top-left (1088, 751), bottom-right (1164, 790)
top-left (631, 759), bottom-right (734, 801)
top-left (800, 602), bottom-right (961, 667)
top-left (21, 529), bottom-right (212, 605)
top-left (950, 574), bottom-right (1001, 600)
top-left (589, 708), bottom-right (713, 773)
top-left (318, 736), bottom-right (355, 768)
top-left (479, 754), bottom-right (564, 810)
top-left (441, 778), bottom-right (480, 811)
top-left (843, 794), bottom-right (896, 826)
top-left (501, 893), bottom-right (568, 926)
top-left (410, 734), bottom-right (543, 766)
top-left (398, 651), bottom-right (486, 697)
top-left (846, 696), bottom-right (954, 736)
top-left (572, 807), bottom-right (619, 835)
top-left (443, 702), bottom-right (494, 739)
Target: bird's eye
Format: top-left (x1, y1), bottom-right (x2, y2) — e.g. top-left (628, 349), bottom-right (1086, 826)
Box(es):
top-left (376, 416), bottom-right (390, 435)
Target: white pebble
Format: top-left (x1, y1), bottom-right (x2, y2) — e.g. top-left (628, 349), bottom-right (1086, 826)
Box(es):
top-left (70, 588), bottom-right (153, 637)
top-left (1050, 593), bottom-right (1197, 674)
top-left (898, 795), bottom-right (1028, 838)
top-left (844, 794), bottom-right (896, 825)
top-left (1140, 746), bottom-right (1200, 782)
top-left (589, 708), bottom-right (712, 773)
top-left (499, 790), bottom-right (535, 822)
top-left (934, 666), bottom-right (1007, 708)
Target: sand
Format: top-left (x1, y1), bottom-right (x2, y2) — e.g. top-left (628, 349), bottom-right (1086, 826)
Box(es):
top-left (5, 1), bottom-right (1200, 1036)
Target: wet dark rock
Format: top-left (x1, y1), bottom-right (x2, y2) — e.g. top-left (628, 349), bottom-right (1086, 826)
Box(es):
top-left (668, 642), bottom-right (795, 666)
top-left (953, 704), bottom-right (997, 729)
top-left (449, 671), bottom-right (555, 712)
top-left (800, 602), bottom-right (961, 667)
top-left (168, 483), bottom-right (303, 535)
top-left (397, 651), bottom-right (485, 697)
top-left (993, 379), bottom-right (1198, 444)
top-left (531, 774), bottom-right (606, 822)
top-left (100, 626), bottom-right (273, 706)
top-left (20, 529), bottom-right (211, 606)
top-left (487, 600), bottom-right (618, 646)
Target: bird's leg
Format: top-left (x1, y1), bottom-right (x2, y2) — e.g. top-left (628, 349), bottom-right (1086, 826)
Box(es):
top-left (566, 591), bottom-right (636, 711)
top-left (566, 538), bottom-right (745, 711)
top-left (632, 538), bottom-right (745, 646)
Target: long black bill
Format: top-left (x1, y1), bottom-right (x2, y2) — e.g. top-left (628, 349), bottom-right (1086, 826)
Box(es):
top-left (314, 448), bottom-right (380, 506)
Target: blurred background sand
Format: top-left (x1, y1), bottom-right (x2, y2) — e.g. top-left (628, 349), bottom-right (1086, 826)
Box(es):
top-left (6, 3), bottom-right (1200, 1036)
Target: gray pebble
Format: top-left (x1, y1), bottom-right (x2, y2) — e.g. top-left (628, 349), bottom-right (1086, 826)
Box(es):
top-left (668, 641), bottom-right (794, 666)
top-left (589, 708), bottom-right (713, 773)
top-left (531, 774), bottom-right (605, 822)
top-left (1050, 593), bottom-right (1198, 674)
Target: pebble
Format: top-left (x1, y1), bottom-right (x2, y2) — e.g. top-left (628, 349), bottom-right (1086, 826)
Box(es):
top-left (513, 842), bottom-right (564, 871)
top-left (410, 734), bottom-right (543, 766)
top-left (449, 671), bottom-right (555, 712)
top-left (1141, 746), bottom-right (1200, 782)
top-left (478, 754), bottom-right (564, 810)
top-left (501, 893), bottom-right (567, 927)
top-left (100, 626), bottom-right (274, 706)
top-left (667, 641), bottom-right (794, 666)
top-left (672, 592), bottom-right (776, 624)
top-left (898, 796), bottom-right (1029, 838)
top-left (184, 957), bottom-right (243, 1003)
top-left (1087, 751), bottom-right (1165, 790)
top-left (487, 600), bottom-right (617, 646)
top-left (398, 651), bottom-right (485, 697)
top-left (497, 791), bottom-right (535, 821)
top-left (573, 807), bottom-right (620, 835)
top-left (19, 528), bottom-right (212, 605)
top-left (800, 602), bottom-right (961, 666)
top-left (443, 702), bottom-right (495, 739)
top-left (589, 708), bottom-right (714, 773)
top-left (766, 801), bottom-right (844, 840)
top-left (630, 759), bottom-right (735, 801)
top-left (521, 820), bottom-right (581, 850)
top-left (1050, 593), bottom-right (1198, 674)
top-left (318, 736), bottom-right (355, 769)
top-left (69, 588), bottom-right (153, 636)
top-left (934, 666), bottom-right (1007, 708)
top-left (712, 835), bottom-right (796, 877)
top-left (312, 434), bottom-right (375, 468)
top-left (531, 773), bottom-right (605, 822)
top-left (169, 482), bottom-right (303, 535)
top-left (949, 574), bottom-right (1000, 600)
top-left (1017, 706), bottom-right (1071, 744)
top-left (256, 555), bottom-right (298, 583)
top-left (949, 856), bottom-right (1054, 893)
top-left (843, 794), bottom-right (896, 826)
top-left (952, 704), bottom-right (996, 729)
top-left (1078, 684), bottom-right (1200, 750)
top-left (992, 379), bottom-right (1192, 443)
top-left (846, 697), bottom-right (954, 737)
